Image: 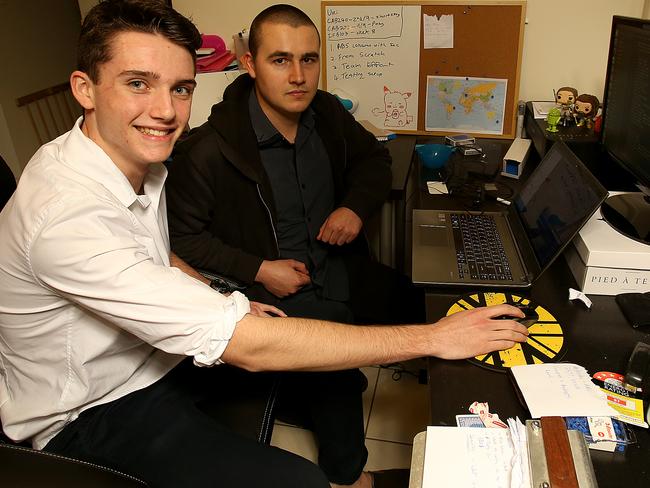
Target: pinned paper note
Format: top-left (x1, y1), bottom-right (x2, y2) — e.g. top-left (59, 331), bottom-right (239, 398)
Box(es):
top-left (423, 14), bottom-right (453, 49)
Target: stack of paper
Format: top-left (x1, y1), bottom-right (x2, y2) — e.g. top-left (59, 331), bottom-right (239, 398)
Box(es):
top-left (421, 419), bottom-right (530, 488)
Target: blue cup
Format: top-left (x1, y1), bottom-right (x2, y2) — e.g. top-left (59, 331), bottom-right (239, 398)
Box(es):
top-left (415, 143), bottom-right (455, 169)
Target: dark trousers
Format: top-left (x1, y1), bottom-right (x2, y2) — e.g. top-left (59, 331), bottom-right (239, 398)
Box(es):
top-left (261, 256), bottom-right (424, 482)
top-left (345, 256), bottom-right (426, 325)
top-left (44, 362), bottom-right (330, 488)
top-left (274, 290), bottom-right (368, 484)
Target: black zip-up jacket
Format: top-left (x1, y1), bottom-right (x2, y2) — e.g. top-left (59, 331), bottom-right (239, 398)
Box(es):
top-left (166, 74), bottom-right (392, 302)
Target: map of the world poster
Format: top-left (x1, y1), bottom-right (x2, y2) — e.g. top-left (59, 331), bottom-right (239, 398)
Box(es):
top-left (425, 76), bottom-right (507, 135)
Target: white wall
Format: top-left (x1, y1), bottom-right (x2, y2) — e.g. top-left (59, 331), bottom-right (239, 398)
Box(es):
top-left (520, 0), bottom-right (644, 101)
top-left (174, 0), bottom-right (645, 103)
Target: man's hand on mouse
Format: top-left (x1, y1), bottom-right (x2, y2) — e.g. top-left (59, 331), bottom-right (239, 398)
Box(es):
top-left (429, 305), bottom-right (530, 359)
top-left (490, 303), bottom-right (526, 321)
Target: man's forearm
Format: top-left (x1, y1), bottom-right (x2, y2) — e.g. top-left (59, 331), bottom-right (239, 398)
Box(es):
top-left (222, 315), bottom-right (427, 372)
top-left (221, 305), bottom-right (529, 372)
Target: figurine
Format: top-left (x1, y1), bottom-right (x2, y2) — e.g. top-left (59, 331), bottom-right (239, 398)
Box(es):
top-left (546, 107), bottom-right (561, 132)
top-left (574, 94), bottom-right (600, 129)
top-left (555, 86), bottom-right (578, 126)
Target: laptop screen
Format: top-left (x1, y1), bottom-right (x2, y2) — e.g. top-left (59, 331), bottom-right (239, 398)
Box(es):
top-left (513, 142), bottom-right (607, 270)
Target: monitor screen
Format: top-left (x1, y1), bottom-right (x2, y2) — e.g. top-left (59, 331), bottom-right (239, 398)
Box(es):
top-left (601, 16), bottom-right (650, 190)
top-left (514, 143), bottom-right (607, 270)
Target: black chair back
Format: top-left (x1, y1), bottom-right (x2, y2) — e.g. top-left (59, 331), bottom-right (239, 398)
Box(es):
top-left (1, 155), bottom-right (17, 210)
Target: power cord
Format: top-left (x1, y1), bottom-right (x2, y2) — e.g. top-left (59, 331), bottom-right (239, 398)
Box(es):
top-left (379, 363), bottom-right (428, 384)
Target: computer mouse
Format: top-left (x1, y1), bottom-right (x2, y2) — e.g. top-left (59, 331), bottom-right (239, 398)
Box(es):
top-left (494, 303), bottom-right (539, 327)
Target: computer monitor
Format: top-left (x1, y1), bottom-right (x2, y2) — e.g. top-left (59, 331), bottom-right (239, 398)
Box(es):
top-left (600, 16), bottom-right (650, 245)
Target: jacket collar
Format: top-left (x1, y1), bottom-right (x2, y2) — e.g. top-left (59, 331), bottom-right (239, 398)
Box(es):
top-left (206, 74), bottom-right (266, 183)
top-left (205, 74), bottom-right (340, 184)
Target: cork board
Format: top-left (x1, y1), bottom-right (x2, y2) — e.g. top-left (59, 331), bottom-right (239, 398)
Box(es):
top-left (322, 1), bottom-right (526, 139)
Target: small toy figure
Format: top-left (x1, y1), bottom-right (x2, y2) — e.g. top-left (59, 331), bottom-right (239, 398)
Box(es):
top-left (555, 86), bottom-right (578, 126)
top-left (546, 107), bottom-right (561, 132)
top-left (574, 94), bottom-right (600, 129)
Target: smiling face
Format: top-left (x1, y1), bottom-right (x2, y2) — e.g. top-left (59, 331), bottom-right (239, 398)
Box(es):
top-left (243, 22), bottom-right (320, 129)
top-left (71, 31), bottom-right (196, 185)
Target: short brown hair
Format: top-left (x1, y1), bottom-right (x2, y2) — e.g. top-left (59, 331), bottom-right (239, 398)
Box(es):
top-left (556, 86), bottom-right (578, 100)
top-left (248, 4), bottom-right (319, 58)
top-left (77, 0), bottom-right (201, 83)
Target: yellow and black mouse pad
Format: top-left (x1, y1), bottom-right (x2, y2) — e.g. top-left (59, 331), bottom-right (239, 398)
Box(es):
top-left (446, 292), bottom-right (567, 373)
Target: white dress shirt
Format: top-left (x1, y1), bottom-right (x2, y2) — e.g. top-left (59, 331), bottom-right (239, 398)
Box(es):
top-left (0, 119), bottom-right (249, 449)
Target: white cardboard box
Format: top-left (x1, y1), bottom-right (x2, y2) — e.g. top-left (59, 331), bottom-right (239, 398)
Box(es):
top-left (501, 137), bottom-right (531, 179)
top-left (565, 198), bottom-right (650, 295)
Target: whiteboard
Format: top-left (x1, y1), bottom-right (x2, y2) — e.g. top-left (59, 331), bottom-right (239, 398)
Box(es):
top-left (324, 5), bottom-right (420, 131)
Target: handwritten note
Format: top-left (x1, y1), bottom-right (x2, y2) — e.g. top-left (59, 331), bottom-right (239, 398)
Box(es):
top-left (325, 5), bottom-right (420, 130)
top-left (510, 363), bottom-right (618, 418)
top-left (423, 14), bottom-right (454, 49)
top-left (422, 426), bottom-right (514, 488)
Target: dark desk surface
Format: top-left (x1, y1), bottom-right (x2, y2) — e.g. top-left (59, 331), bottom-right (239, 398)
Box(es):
top-left (420, 184), bottom-right (650, 486)
top-left (410, 137), bottom-right (650, 486)
top-left (386, 135), bottom-right (416, 198)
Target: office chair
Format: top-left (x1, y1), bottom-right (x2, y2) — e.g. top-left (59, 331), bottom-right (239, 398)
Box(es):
top-left (0, 155), bottom-right (16, 210)
top-left (0, 367), bottom-right (279, 487)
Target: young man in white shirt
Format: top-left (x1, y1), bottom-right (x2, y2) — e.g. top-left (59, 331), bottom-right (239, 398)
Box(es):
top-left (0, 1), bottom-right (528, 487)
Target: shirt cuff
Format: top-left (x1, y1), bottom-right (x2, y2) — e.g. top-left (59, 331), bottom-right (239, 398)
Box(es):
top-left (193, 291), bottom-right (250, 367)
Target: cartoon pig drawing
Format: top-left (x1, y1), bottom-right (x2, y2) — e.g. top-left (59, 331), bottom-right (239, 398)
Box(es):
top-left (372, 86), bottom-right (413, 127)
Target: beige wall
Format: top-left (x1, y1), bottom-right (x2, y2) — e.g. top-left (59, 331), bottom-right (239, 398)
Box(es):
top-left (175, 0), bottom-right (644, 102)
top-left (5, 0), bottom-right (645, 176)
top-left (0, 1), bottom-right (81, 178)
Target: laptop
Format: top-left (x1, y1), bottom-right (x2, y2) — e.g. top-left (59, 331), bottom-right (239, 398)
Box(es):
top-left (412, 141), bottom-right (608, 287)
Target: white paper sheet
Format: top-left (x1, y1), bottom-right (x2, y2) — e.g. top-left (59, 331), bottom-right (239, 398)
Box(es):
top-left (422, 426), bottom-right (513, 488)
top-left (510, 363), bottom-right (618, 418)
top-left (507, 418), bottom-right (532, 488)
top-left (423, 14), bottom-right (454, 49)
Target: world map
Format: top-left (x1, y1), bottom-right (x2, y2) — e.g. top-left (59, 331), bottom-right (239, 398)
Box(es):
top-left (425, 76), bottom-right (507, 134)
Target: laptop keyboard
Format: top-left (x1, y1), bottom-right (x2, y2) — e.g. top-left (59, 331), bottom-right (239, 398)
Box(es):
top-left (451, 214), bottom-right (513, 281)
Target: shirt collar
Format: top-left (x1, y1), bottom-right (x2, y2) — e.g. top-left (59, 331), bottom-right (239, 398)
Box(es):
top-left (61, 117), bottom-right (168, 212)
top-left (248, 89), bottom-right (316, 147)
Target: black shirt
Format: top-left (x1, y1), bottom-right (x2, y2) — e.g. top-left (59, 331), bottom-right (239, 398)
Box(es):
top-left (248, 90), bottom-right (348, 300)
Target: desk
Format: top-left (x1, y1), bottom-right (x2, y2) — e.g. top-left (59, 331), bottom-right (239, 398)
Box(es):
top-left (417, 195), bottom-right (650, 486)
top-left (405, 137), bottom-right (650, 486)
top-left (376, 135), bottom-right (417, 271)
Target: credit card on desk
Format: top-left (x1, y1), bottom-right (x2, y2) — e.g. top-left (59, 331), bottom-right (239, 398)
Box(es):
top-left (455, 414), bottom-right (485, 428)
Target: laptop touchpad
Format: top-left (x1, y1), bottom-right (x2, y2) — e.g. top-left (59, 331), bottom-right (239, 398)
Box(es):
top-left (419, 225), bottom-right (449, 247)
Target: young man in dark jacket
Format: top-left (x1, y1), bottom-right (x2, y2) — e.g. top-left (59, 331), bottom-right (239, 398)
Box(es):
top-left (166, 5), bottom-right (425, 487)
top-left (167, 9), bottom-right (422, 324)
